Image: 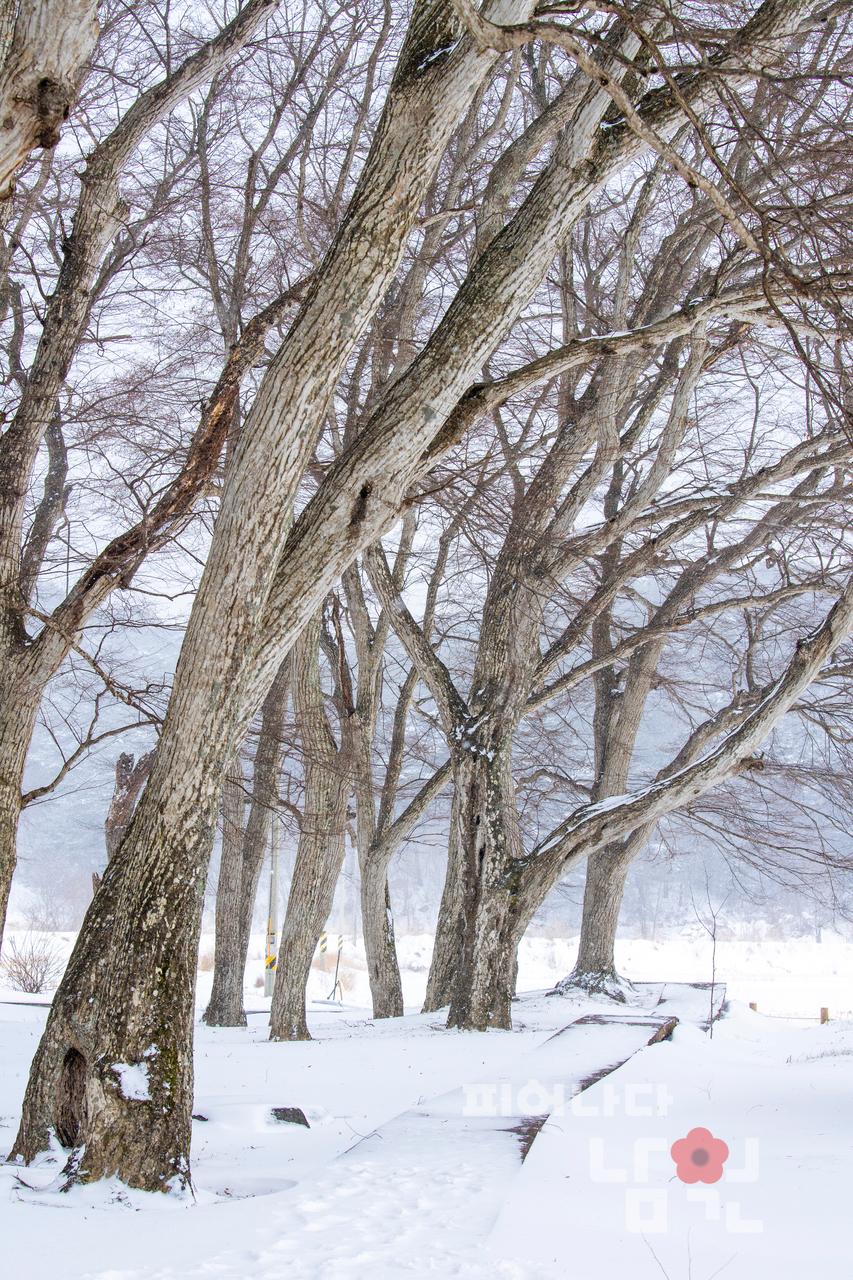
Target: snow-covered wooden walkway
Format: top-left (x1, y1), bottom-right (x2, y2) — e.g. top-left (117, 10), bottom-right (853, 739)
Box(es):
top-left (289, 981), bottom-right (728, 1274)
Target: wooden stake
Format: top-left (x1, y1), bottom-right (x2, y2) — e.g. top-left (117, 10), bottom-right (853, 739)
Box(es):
top-left (749, 1002), bottom-right (758, 1012)
top-left (820, 1007), bottom-right (829, 1024)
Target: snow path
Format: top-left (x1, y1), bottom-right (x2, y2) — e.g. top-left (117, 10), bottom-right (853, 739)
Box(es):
top-left (2, 938), bottom-right (848, 1280)
top-left (105, 985), bottom-right (723, 1280)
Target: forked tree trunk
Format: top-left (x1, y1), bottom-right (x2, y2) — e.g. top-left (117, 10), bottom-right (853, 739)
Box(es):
top-left (204, 664), bottom-right (288, 1027)
top-left (360, 856), bottom-right (404, 1019)
top-left (269, 619), bottom-right (350, 1041)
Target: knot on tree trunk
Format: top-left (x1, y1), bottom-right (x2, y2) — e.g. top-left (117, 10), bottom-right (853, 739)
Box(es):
top-left (36, 78), bottom-right (70, 149)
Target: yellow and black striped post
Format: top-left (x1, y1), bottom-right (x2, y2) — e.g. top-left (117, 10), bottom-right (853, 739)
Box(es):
top-left (264, 818), bottom-right (280, 996)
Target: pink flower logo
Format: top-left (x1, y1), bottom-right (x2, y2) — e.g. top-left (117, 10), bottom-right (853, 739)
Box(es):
top-left (671, 1127), bottom-right (729, 1184)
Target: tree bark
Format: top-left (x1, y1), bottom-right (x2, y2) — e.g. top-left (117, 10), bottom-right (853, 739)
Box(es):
top-left (556, 842), bottom-right (636, 998)
top-left (201, 759), bottom-right (247, 1026)
top-left (269, 617), bottom-right (349, 1041)
top-left (204, 663), bottom-right (288, 1027)
top-left (8, 813), bottom-right (204, 1189)
top-left (0, 0), bottom-right (98, 202)
top-left (0, 743), bottom-right (26, 942)
top-left (104, 750), bottom-right (156, 862)
top-left (0, 671), bottom-right (39, 943)
top-left (360, 856), bottom-right (404, 1019)
top-left (423, 789), bottom-right (465, 1012)
top-left (444, 743), bottom-right (524, 1031)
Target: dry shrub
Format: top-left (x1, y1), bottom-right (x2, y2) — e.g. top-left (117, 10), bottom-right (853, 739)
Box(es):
top-left (198, 950), bottom-right (214, 972)
top-left (1, 934), bottom-right (65, 993)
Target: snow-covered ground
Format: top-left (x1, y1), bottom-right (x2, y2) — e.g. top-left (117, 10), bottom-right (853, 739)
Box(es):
top-left (1, 933), bottom-right (851, 1278)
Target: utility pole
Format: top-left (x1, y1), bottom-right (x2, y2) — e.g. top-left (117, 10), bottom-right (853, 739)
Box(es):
top-left (264, 816), bottom-right (280, 997)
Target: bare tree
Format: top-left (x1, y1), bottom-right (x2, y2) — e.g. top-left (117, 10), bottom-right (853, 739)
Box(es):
top-left (0, 0), bottom-right (297, 945)
top-left (11, 0), bottom-right (849, 1192)
top-left (203, 665), bottom-right (288, 1027)
top-left (269, 610), bottom-right (353, 1040)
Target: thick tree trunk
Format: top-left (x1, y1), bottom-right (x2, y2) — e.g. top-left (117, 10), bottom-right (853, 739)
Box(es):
top-left (269, 619), bottom-right (349, 1041)
top-left (553, 843), bottom-right (635, 999)
top-left (9, 788), bottom-right (207, 1189)
top-left (204, 664), bottom-right (288, 1027)
top-left (360, 856), bottom-right (404, 1019)
top-left (447, 889), bottom-right (519, 1031)
top-left (444, 745), bottom-right (524, 1031)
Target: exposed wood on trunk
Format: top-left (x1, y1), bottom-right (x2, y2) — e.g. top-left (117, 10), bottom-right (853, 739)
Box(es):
top-left (104, 750), bottom-right (156, 863)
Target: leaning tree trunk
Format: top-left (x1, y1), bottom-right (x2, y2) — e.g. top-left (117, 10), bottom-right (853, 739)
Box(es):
top-left (269, 618), bottom-right (349, 1041)
top-left (204, 664), bottom-right (288, 1027)
top-left (360, 855), bottom-right (404, 1019)
top-left (9, 2), bottom-right (507, 1180)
